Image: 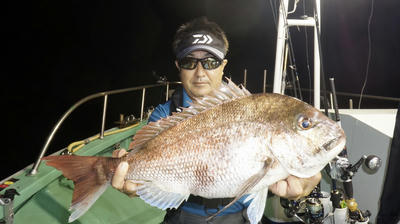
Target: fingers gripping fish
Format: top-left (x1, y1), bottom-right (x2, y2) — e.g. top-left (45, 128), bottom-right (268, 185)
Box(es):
top-left (43, 78), bottom-right (346, 223)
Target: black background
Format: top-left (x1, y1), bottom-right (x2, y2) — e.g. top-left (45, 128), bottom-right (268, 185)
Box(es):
top-left (2, 0), bottom-right (400, 179)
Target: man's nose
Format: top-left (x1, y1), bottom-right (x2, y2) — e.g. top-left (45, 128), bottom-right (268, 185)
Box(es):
top-left (193, 61), bottom-right (206, 77)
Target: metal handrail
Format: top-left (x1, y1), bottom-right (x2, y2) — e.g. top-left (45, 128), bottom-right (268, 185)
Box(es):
top-left (29, 81), bottom-right (181, 175)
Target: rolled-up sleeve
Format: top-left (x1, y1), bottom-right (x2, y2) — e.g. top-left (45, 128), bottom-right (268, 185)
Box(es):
top-left (148, 101), bottom-right (171, 122)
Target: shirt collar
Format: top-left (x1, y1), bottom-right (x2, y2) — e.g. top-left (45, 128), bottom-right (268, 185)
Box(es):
top-left (182, 88), bottom-right (193, 107)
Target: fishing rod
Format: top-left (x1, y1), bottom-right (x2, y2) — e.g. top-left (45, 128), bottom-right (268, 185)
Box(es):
top-left (287, 32), bottom-right (303, 100)
top-left (328, 77), bottom-right (351, 223)
top-left (328, 77), bottom-right (382, 223)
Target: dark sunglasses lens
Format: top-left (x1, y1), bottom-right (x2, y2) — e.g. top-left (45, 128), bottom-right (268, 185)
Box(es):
top-left (201, 58), bottom-right (221, 70)
top-left (178, 58), bottom-right (197, 70)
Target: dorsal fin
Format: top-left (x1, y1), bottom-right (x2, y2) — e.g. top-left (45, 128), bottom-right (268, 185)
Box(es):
top-left (129, 78), bottom-right (251, 151)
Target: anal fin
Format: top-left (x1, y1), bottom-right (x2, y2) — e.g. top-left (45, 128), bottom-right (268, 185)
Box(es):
top-left (135, 181), bottom-right (189, 210)
top-left (245, 188), bottom-right (269, 224)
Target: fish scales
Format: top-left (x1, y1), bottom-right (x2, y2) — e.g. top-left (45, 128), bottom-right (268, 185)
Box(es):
top-left (124, 94), bottom-right (288, 196)
top-left (42, 79), bottom-right (346, 224)
top-left (126, 121), bottom-right (278, 198)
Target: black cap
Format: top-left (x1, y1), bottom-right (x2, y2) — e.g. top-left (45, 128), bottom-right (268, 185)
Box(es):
top-left (175, 30), bottom-right (226, 60)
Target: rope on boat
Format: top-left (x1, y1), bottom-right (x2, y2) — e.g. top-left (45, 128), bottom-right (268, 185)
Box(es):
top-left (67, 123), bottom-right (141, 153)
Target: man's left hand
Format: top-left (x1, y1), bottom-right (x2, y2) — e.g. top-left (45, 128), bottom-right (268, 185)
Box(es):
top-left (269, 172), bottom-right (321, 200)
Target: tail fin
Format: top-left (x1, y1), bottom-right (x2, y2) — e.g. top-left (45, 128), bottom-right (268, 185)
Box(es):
top-left (43, 155), bottom-right (119, 223)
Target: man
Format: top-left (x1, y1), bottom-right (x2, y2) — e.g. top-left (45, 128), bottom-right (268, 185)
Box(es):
top-left (112, 17), bottom-right (321, 223)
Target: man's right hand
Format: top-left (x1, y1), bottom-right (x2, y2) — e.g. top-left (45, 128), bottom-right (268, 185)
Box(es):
top-left (111, 149), bottom-right (139, 197)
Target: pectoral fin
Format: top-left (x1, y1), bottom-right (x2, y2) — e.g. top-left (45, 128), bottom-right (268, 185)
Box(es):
top-left (206, 158), bottom-right (273, 223)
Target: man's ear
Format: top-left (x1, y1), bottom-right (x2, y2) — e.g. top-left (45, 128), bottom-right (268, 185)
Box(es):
top-left (175, 60), bottom-right (180, 71)
top-left (221, 59), bottom-right (228, 69)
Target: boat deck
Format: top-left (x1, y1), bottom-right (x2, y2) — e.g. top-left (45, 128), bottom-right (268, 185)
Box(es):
top-left (1, 121), bottom-right (165, 223)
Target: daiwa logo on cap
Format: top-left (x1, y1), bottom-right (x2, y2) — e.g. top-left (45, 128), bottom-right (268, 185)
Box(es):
top-left (176, 32), bottom-right (225, 60)
top-left (192, 34), bottom-right (213, 44)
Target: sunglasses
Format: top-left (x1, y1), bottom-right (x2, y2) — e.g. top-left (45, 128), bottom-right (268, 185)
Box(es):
top-left (177, 57), bottom-right (222, 70)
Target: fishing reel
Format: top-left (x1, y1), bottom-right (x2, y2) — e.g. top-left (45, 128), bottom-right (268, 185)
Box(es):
top-left (329, 154), bottom-right (382, 183)
top-left (328, 154), bottom-right (381, 223)
top-left (279, 154), bottom-right (381, 224)
top-left (280, 189), bottom-right (371, 224)
top-left (280, 187), bottom-right (331, 224)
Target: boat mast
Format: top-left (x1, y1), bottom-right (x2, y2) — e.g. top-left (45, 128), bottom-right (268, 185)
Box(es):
top-left (272, 0), bottom-right (321, 109)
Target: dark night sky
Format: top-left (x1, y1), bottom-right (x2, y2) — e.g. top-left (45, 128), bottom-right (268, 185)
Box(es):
top-left (2, 0), bottom-right (400, 179)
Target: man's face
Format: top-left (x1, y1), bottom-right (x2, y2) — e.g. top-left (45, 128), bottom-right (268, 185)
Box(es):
top-left (175, 50), bottom-right (227, 98)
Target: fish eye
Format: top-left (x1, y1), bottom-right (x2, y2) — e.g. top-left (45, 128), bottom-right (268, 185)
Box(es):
top-left (297, 115), bottom-right (313, 130)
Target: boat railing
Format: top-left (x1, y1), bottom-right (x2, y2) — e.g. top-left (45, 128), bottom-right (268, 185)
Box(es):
top-left (29, 81), bottom-right (182, 176)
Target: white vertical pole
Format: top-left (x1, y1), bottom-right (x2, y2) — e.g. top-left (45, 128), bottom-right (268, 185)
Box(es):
top-left (100, 94), bottom-right (108, 139)
top-left (244, 69), bottom-right (247, 88)
top-left (273, 0), bottom-right (289, 94)
top-left (263, 69), bottom-right (267, 93)
top-left (166, 83), bottom-right (169, 101)
top-left (314, 0), bottom-right (321, 109)
top-left (140, 88), bottom-right (146, 121)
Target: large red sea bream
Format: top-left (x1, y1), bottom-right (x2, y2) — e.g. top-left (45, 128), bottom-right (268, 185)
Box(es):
top-left (44, 79), bottom-right (346, 223)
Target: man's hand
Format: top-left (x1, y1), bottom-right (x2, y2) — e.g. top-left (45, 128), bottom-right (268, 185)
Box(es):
top-left (269, 172), bottom-right (322, 200)
top-left (111, 149), bottom-right (139, 197)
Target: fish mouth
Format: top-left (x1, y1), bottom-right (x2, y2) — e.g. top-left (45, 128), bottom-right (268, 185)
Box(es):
top-left (320, 135), bottom-right (346, 152)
